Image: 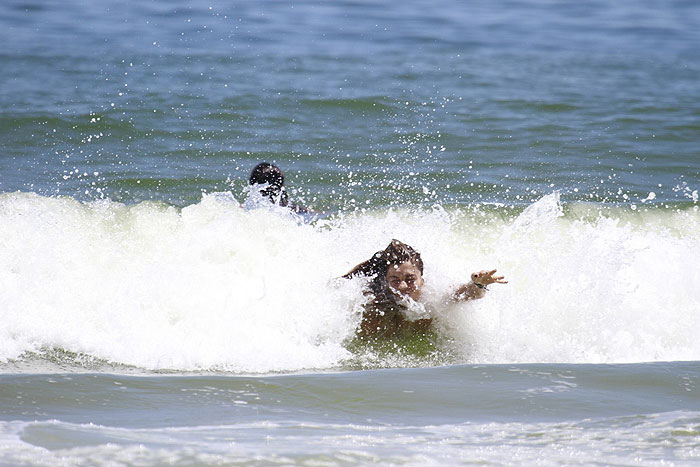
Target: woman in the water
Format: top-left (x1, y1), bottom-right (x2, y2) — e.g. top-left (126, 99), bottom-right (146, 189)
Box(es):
top-left (343, 239), bottom-right (506, 339)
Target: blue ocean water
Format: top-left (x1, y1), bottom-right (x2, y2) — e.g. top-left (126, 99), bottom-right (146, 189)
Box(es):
top-left (1, 0), bottom-right (699, 465)
top-left (2, 0), bottom-right (699, 207)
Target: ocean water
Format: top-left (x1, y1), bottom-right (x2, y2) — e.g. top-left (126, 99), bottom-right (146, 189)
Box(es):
top-left (1, 0), bottom-right (699, 465)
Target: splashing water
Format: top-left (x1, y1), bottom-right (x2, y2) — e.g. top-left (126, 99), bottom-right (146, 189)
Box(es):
top-left (1, 192), bottom-right (699, 372)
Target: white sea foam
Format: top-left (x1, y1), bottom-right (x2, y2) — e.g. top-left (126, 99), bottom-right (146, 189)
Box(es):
top-left (2, 412), bottom-right (698, 466)
top-left (445, 193), bottom-right (700, 364)
top-left (1, 191), bottom-right (699, 371)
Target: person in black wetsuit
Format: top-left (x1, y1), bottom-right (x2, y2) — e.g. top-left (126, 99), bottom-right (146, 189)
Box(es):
top-left (248, 162), bottom-right (311, 213)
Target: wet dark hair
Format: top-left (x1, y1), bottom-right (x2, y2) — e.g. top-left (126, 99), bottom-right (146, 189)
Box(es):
top-left (343, 239), bottom-right (423, 279)
top-left (249, 162), bottom-right (288, 206)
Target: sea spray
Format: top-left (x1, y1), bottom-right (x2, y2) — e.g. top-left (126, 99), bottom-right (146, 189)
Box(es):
top-left (445, 193), bottom-right (700, 364)
top-left (1, 191), bottom-right (699, 372)
top-left (0, 192), bottom-right (359, 372)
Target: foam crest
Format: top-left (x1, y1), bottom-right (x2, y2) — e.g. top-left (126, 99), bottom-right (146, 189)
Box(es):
top-left (1, 192), bottom-right (699, 371)
top-left (444, 193), bottom-right (700, 364)
top-left (0, 192), bottom-right (361, 372)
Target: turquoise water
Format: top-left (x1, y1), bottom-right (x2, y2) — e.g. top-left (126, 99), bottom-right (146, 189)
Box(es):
top-left (1, 0), bottom-right (700, 465)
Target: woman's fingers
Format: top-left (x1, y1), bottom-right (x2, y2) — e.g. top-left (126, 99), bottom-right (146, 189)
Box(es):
top-left (472, 269), bottom-right (507, 285)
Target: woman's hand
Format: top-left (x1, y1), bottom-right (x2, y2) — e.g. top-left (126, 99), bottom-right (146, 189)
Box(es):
top-left (471, 269), bottom-right (507, 287)
top-left (452, 269), bottom-right (507, 302)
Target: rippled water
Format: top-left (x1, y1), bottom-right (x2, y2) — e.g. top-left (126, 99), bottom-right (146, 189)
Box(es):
top-left (2, 0), bottom-right (699, 207)
top-left (2, 0), bottom-right (699, 465)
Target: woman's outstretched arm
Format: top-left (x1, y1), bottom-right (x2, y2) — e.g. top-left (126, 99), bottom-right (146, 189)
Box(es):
top-left (452, 269), bottom-right (507, 301)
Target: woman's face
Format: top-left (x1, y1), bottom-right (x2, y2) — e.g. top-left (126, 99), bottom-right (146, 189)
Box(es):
top-left (385, 261), bottom-right (425, 301)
